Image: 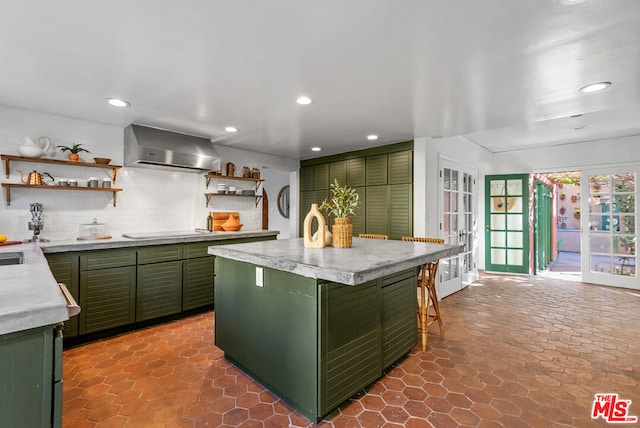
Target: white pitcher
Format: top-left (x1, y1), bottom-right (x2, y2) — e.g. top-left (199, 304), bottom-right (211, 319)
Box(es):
top-left (18, 136), bottom-right (51, 158)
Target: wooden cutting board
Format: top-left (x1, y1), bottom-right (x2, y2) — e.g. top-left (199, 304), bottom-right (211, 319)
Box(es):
top-left (0, 241), bottom-right (22, 246)
top-left (211, 212), bottom-right (240, 231)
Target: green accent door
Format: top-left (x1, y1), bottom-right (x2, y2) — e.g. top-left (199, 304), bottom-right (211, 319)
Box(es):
top-left (485, 174), bottom-right (530, 274)
top-left (533, 181), bottom-right (553, 272)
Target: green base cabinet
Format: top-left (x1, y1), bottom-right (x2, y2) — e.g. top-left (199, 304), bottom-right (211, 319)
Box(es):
top-left (215, 258), bottom-right (417, 422)
top-left (45, 253), bottom-right (80, 338)
top-left (80, 265), bottom-right (137, 335)
top-left (0, 324), bottom-right (62, 428)
top-left (183, 257), bottom-right (215, 310)
top-left (45, 235), bottom-right (275, 339)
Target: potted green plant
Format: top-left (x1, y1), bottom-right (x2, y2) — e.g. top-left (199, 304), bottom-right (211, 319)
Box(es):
top-left (57, 143), bottom-right (90, 162)
top-left (319, 179), bottom-right (360, 248)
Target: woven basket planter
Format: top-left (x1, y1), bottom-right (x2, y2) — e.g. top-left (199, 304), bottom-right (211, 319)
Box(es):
top-left (332, 217), bottom-right (353, 248)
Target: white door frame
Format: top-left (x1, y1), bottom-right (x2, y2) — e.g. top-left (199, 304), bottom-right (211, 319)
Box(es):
top-left (438, 155), bottom-right (478, 298)
top-left (580, 167), bottom-right (639, 290)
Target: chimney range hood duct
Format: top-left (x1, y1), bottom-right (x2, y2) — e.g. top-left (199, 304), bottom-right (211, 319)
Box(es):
top-left (124, 124), bottom-right (221, 172)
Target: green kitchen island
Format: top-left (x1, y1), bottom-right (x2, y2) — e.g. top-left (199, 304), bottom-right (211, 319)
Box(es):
top-left (208, 237), bottom-right (462, 422)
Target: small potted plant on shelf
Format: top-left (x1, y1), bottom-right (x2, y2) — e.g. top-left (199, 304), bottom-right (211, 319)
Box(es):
top-left (319, 179), bottom-right (360, 248)
top-left (559, 191), bottom-right (566, 201)
top-left (57, 143), bottom-right (90, 162)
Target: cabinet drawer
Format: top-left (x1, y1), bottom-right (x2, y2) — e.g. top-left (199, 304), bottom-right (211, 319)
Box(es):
top-left (382, 268), bottom-right (417, 287)
top-left (80, 248), bottom-right (136, 271)
top-left (184, 241), bottom-right (215, 259)
top-left (137, 245), bottom-right (183, 264)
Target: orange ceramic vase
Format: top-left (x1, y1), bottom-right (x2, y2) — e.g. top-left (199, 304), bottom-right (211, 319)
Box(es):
top-left (221, 214), bottom-right (243, 232)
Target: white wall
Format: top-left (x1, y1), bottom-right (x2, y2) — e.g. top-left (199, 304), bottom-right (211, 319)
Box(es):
top-left (262, 168), bottom-right (292, 239)
top-left (0, 106), bottom-right (298, 241)
top-left (413, 136), bottom-right (495, 269)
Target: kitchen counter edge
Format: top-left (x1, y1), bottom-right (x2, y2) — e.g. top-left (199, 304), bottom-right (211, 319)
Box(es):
top-left (209, 237), bottom-right (463, 286)
top-left (40, 230), bottom-right (280, 253)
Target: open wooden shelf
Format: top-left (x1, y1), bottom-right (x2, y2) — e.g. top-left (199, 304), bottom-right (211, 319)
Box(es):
top-left (204, 173), bottom-right (264, 207)
top-left (204, 192), bottom-right (263, 208)
top-left (1, 154), bottom-right (122, 182)
top-left (204, 173), bottom-right (264, 190)
top-left (1, 183), bottom-right (122, 206)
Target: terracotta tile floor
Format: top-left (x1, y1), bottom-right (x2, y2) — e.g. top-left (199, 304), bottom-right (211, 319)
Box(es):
top-left (63, 273), bottom-right (640, 427)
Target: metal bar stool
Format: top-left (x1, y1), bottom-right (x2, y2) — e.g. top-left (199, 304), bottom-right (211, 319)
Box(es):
top-left (358, 233), bottom-right (389, 240)
top-left (402, 236), bottom-right (445, 351)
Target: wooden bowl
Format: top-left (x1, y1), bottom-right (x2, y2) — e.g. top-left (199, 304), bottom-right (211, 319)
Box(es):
top-left (93, 157), bottom-right (111, 165)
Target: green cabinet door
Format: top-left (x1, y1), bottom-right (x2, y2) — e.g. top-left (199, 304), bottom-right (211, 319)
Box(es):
top-left (45, 253), bottom-right (80, 338)
top-left (366, 186), bottom-right (390, 235)
top-left (314, 164), bottom-right (330, 190)
top-left (388, 150), bottom-right (413, 184)
top-left (350, 186), bottom-right (366, 236)
top-left (0, 325), bottom-right (55, 428)
top-left (346, 158), bottom-right (366, 187)
top-left (80, 266), bottom-right (136, 334)
top-left (183, 257), bottom-right (215, 310)
top-left (300, 166), bottom-right (314, 191)
top-left (381, 270), bottom-right (417, 368)
top-left (389, 184), bottom-right (413, 240)
top-left (136, 261), bottom-right (183, 321)
top-left (366, 154), bottom-right (388, 186)
top-left (329, 161), bottom-right (347, 185)
top-left (319, 280), bottom-right (380, 416)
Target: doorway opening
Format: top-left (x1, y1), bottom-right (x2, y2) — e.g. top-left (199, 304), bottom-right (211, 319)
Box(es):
top-left (541, 170), bottom-right (582, 277)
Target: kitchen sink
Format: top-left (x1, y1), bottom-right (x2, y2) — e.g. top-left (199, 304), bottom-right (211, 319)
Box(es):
top-left (0, 251), bottom-right (24, 265)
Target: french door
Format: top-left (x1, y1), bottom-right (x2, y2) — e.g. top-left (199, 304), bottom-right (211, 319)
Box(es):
top-left (581, 168), bottom-right (639, 290)
top-left (439, 158), bottom-right (476, 298)
top-left (484, 174), bottom-right (530, 274)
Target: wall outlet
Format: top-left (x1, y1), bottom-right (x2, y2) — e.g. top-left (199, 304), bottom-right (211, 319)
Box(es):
top-left (256, 267), bottom-right (264, 287)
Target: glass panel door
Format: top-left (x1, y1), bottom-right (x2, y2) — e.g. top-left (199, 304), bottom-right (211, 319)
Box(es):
top-left (485, 174), bottom-right (530, 274)
top-left (581, 168), bottom-right (638, 290)
top-left (439, 158), bottom-right (476, 298)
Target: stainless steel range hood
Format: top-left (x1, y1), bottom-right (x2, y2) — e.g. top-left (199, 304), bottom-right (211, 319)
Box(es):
top-left (124, 124), bottom-right (221, 172)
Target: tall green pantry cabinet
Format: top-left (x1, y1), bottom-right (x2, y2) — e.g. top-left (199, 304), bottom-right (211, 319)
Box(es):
top-left (300, 141), bottom-right (413, 240)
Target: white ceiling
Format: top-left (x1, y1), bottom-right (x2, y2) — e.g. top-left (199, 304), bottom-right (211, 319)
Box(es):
top-left (2, 0), bottom-right (639, 160)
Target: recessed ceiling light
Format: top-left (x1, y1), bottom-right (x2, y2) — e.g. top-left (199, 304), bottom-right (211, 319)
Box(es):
top-left (366, 134), bottom-right (379, 141)
top-left (296, 96), bottom-right (312, 105)
top-left (106, 98), bottom-right (130, 107)
top-left (224, 126), bottom-right (238, 133)
top-left (579, 82), bottom-right (611, 93)
top-left (311, 147), bottom-right (321, 152)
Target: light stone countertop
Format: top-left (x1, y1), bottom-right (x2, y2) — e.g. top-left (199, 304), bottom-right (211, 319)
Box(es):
top-left (0, 243), bottom-right (68, 335)
top-left (0, 230), bottom-right (278, 336)
top-left (209, 237), bottom-right (464, 285)
top-left (40, 230), bottom-right (279, 253)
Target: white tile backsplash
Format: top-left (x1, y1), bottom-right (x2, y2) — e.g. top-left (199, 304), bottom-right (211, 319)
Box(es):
top-left (0, 106), bottom-right (298, 241)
